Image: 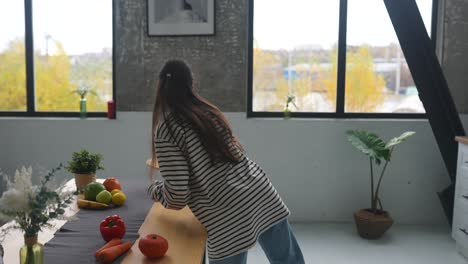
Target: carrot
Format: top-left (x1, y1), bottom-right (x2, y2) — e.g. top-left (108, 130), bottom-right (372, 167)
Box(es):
top-left (97, 241), bottom-right (133, 264)
top-left (95, 238), bottom-right (122, 258)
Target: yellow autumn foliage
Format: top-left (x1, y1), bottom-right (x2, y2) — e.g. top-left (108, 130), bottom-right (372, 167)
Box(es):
top-left (0, 39), bottom-right (109, 112)
top-left (322, 46), bottom-right (386, 112)
top-left (254, 43), bottom-right (386, 113)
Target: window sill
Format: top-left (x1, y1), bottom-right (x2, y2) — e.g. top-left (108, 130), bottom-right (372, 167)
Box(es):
top-left (245, 116), bottom-right (429, 123)
top-left (0, 116), bottom-right (115, 121)
top-left (0, 112), bottom-right (115, 119)
top-left (247, 111), bottom-right (427, 120)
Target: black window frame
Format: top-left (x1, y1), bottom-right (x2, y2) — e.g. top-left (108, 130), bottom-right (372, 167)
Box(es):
top-left (247, 0), bottom-right (439, 119)
top-left (0, 0), bottom-right (116, 118)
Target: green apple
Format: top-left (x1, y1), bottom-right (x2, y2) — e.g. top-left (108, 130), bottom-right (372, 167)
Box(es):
top-left (96, 190), bottom-right (112, 204)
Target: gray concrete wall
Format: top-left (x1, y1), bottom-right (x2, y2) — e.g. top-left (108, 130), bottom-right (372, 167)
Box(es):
top-left (0, 113), bottom-right (458, 225)
top-left (115, 0), bottom-right (248, 112)
top-left (441, 0), bottom-right (468, 113)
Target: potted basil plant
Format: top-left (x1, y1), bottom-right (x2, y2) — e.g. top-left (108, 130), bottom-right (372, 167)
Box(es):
top-left (65, 149), bottom-right (104, 193)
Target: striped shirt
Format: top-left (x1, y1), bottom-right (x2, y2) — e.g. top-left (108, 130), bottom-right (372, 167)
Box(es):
top-left (147, 115), bottom-right (290, 260)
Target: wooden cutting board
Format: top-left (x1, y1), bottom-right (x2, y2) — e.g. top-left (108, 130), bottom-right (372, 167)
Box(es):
top-left (121, 203), bottom-right (207, 264)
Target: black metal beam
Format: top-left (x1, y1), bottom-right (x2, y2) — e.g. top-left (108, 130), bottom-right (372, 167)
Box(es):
top-left (383, 0), bottom-right (465, 224)
top-left (431, 0), bottom-right (439, 49)
top-left (24, 0), bottom-right (35, 113)
top-left (336, 0), bottom-right (347, 114)
top-left (246, 0), bottom-right (254, 118)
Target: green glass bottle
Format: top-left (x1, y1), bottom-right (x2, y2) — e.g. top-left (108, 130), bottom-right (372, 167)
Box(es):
top-left (80, 97), bottom-right (87, 119)
top-left (284, 107), bottom-right (291, 119)
top-left (20, 235), bottom-right (43, 264)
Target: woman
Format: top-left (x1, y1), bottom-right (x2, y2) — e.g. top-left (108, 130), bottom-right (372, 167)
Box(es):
top-left (147, 60), bottom-right (305, 264)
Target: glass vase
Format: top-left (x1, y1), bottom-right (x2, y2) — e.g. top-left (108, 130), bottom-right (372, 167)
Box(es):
top-left (284, 107), bottom-right (291, 119)
top-left (20, 235), bottom-right (43, 264)
top-left (80, 97), bottom-right (87, 119)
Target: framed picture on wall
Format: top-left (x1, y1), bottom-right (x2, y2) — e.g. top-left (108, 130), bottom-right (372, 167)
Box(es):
top-left (147, 0), bottom-right (215, 36)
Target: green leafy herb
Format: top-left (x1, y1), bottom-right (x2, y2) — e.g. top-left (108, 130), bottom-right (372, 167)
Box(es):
top-left (65, 149), bottom-right (104, 174)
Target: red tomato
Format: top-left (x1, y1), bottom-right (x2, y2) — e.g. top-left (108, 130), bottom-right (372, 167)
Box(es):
top-left (138, 234), bottom-right (169, 259)
top-left (103, 177), bottom-right (122, 192)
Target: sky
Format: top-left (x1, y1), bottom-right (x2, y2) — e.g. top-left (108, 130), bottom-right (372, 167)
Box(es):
top-left (254, 0), bottom-right (433, 50)
top-left (0, 0), bottom-right (432, 54)
top-left (0, 0), bottom-right (112, 55)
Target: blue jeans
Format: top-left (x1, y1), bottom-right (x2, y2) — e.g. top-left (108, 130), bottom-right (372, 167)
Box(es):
top-left (209, 219), bottom-right (305, 264)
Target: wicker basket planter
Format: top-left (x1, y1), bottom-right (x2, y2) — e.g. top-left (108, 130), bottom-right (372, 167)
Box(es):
top-left (354, 209), bottom-right (393, 239)
top-left (74, 173), bottom-right (96, 193)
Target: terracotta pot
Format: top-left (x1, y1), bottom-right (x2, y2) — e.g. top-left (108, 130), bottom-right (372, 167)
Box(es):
top-left (353, 208), bottom-right (393, 239)
top-left (74, 173), bottom-right (96, 193)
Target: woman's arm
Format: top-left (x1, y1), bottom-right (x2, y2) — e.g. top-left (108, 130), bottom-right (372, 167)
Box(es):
top-left (146, 139), bottom-right (190, 210)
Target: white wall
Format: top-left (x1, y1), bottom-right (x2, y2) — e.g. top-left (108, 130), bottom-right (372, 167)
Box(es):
top-left (1, 112), bottom-right (463, 226)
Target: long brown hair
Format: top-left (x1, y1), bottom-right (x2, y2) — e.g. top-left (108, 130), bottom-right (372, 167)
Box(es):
top-left (152, 60), bottom-right (243, 166)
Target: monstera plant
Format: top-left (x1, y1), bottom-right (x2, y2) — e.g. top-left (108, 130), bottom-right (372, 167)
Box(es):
top-left (346, 130), bottom-right (415, 239)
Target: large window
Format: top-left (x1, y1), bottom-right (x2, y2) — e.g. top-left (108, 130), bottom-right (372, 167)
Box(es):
top-left (0, 1), bottom-right (26, 112)
top-left (249, 0), bottom-right (437, 118)
top-left (0, 0), bottom-right (114, 117)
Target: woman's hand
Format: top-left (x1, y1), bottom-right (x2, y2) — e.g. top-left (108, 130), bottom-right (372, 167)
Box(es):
top-left (146, 158), bottom-right (160, 183)
top-left (146, 158), bottom-right (160, 169)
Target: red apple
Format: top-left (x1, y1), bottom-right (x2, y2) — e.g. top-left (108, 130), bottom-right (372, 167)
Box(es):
top-left (138, 234), bottom-right (168, 259)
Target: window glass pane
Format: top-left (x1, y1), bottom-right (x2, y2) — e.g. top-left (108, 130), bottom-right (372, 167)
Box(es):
top-left (0, 1), bottom-right (26, 111)
top-left (345, 0), bottom-right (432, 113)
top-left (253, 0), bottom-right (339, 112)
top-left (33, 0), bottom-right (112, 112)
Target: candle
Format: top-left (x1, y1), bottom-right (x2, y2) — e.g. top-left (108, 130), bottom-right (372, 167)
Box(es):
top-left (107, 100), bottom-right (115, 119)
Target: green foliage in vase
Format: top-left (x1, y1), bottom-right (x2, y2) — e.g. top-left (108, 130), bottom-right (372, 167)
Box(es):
top-left (346, 130), bottom-right (415, 213)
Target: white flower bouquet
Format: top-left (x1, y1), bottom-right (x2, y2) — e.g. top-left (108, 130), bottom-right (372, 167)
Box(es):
top-left (0, 164), bottom-right (73, 239)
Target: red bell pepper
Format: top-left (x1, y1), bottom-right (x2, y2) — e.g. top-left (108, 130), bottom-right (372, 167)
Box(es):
top-left (100, 215), bottom-right (126, 242)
